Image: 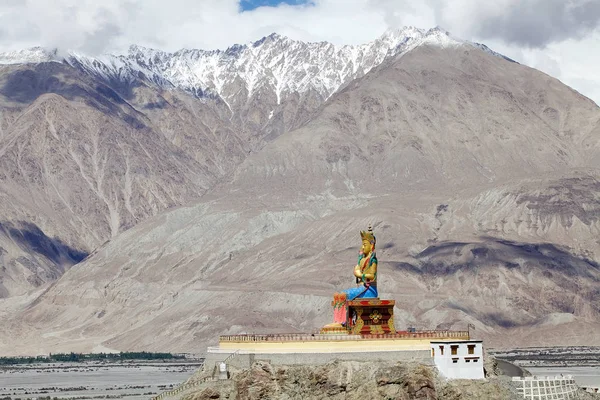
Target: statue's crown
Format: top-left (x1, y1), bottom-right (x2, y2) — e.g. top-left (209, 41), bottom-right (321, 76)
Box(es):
top-left (360, 225), bottom-right (376, 244)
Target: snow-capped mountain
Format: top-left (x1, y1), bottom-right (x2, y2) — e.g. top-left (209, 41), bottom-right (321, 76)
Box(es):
top-left (2, 22), bottom-right (600, 356)
top-left (0, 27), bottom-right (500, 109)
top-left (68, 26), bottom-right (434, 106)
top-left (0, 47), bottom-right (59, 64)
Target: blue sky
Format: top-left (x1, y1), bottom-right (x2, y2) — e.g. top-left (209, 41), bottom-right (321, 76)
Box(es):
top-left (240, 0), bottom-right (310, 12)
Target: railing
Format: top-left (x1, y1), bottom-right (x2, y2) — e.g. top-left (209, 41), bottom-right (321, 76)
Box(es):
top-left (152, 358), bottom-right (228, 400)
top-left (219, 330), bottom-right (469, 342)
top-left (151, 377), bottom-right (216, 400)
top-left (223, 349), bottom-right (240, 363)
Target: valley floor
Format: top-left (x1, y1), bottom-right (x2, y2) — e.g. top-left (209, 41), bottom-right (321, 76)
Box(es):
top-left (0, 361), bottom-right (200, 400)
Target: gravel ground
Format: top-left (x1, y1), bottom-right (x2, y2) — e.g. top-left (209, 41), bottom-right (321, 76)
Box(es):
top-left (0, 361), bottom-right (201, 399)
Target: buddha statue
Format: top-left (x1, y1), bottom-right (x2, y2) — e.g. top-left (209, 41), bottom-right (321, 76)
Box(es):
top-left (325, 226), bottom-right (378, 331)
top-left (344, 226), bottom-right (378, 300)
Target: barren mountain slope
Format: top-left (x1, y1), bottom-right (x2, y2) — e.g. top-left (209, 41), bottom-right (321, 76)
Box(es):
top-left (68, 27), bottom-right (440, 143)
top-left (2, 174), bottom-right (599, 355)
top-left (0, 59), bottom-right (324, 297)
top-left (2, 43), bottom-right (599, 354)
top-left (0, 29), bottom-right (452, 297)
top-left (228, 44), bottom-right (600, 198)
top-left (0, 62), bottom-right (217, 296)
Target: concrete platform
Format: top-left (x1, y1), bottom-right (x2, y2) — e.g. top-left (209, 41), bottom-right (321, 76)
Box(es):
top-left (205, 330), bottom-right (469, 370)
top-left (205, 348), bottom-right (433, 370)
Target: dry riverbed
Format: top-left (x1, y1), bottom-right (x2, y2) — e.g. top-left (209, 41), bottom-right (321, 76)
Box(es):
top-left (0, 360), bottom-right (202, 399)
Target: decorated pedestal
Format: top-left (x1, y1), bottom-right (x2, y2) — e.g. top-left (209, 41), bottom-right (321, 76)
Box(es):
top-left (321, 296), bottom-right (396, 335)
top-left (347, 298), bottom-right (395, 335)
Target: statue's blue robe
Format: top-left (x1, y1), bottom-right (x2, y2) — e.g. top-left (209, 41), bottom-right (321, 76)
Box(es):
top-left (343, 284), bottom-right (378, 300)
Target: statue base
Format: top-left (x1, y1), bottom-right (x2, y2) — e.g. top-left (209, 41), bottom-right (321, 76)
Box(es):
top-left (321, 297), bottom-right (396, 335)
top-left (347, 298), bottom-right (395, 335)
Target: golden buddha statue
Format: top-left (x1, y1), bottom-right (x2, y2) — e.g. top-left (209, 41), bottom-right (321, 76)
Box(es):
top-left (345, 226), bottom-right (378, 299)
top-left (328, 226), bottom-right (378, 328)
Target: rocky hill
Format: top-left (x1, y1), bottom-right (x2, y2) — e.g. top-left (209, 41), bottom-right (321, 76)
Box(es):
top-left (179, 359), bottom-right (600, 400)
top-left (0, 29), bottom-right (599, 355)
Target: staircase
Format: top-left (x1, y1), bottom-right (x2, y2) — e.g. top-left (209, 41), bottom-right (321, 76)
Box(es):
top-left (151, 351), bottom-right (240, 400)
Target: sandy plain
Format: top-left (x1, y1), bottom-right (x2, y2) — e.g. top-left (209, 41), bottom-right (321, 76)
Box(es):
top-left (0, 361), bottom-right (201, 400)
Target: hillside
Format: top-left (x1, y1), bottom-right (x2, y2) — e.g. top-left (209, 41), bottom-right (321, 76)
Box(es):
top-left (183, 360), bottom-right (522, 400)
top-left (0, 28), bottom-right (460, 298)
top-left (0, 39), bottom-right (599, 355)
top-left (0, 62), bottom-right (216, 296)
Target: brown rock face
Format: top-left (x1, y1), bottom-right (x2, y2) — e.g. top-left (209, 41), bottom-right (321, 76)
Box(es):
top-left (185, 360), bottom-right (519, 400)
top-left (193, 387), bottom-right (224, 400)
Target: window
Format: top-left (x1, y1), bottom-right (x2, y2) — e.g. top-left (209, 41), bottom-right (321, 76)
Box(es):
top-left (452, 358), bottom-right (458, 364)
top-left (468, 344), bottom-right (476, 355)
top-left (473, 358), bottom-right (479, 362)
top-left (431, 348), bottom-right (435, 357)
top-left (439, 345), bottom-right (444, 355)
top-left (451, 345), bottom-right (459, 355)
top-left (465, 359), bottom-right (471, 363)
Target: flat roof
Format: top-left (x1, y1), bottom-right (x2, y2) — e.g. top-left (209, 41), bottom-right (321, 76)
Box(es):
top-left (430, 340), bottom-right (483, 344)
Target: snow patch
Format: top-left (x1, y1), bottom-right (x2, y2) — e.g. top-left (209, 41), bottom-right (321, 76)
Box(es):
top-left (2, 27), bottom-right (511, 105)
top-left (0, 47), bottom-right (59, 64)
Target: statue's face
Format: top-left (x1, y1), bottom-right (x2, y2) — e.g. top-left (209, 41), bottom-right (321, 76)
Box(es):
top-left (361, 239), bottom-right (373, 255)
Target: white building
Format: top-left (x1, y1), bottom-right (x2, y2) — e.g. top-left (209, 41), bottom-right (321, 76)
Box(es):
top-left (430, 340), bottom-right (484, 379)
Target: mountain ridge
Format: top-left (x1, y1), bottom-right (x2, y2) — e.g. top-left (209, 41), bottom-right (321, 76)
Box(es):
top-left (0, 27), bottom-right (513, 107)
top-left (0, 41), bottom-right (598, 354)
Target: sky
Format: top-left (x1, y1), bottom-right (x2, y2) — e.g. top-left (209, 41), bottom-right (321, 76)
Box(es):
top-left (0, 0), bottom-right (599, 105)
top-left (240, 0), bottom-right (308, 11)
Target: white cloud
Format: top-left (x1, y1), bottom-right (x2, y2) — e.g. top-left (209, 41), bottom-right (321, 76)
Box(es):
top-left (0, 0), bottom-right (599, 104)
top-left (0, 0), bottom-right (428, 52)
top-left (479, 32), bottom-right (600, 105)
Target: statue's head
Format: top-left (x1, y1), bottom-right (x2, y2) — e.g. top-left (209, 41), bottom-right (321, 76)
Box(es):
top-left (360, 226), bottom-right (376, 255)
